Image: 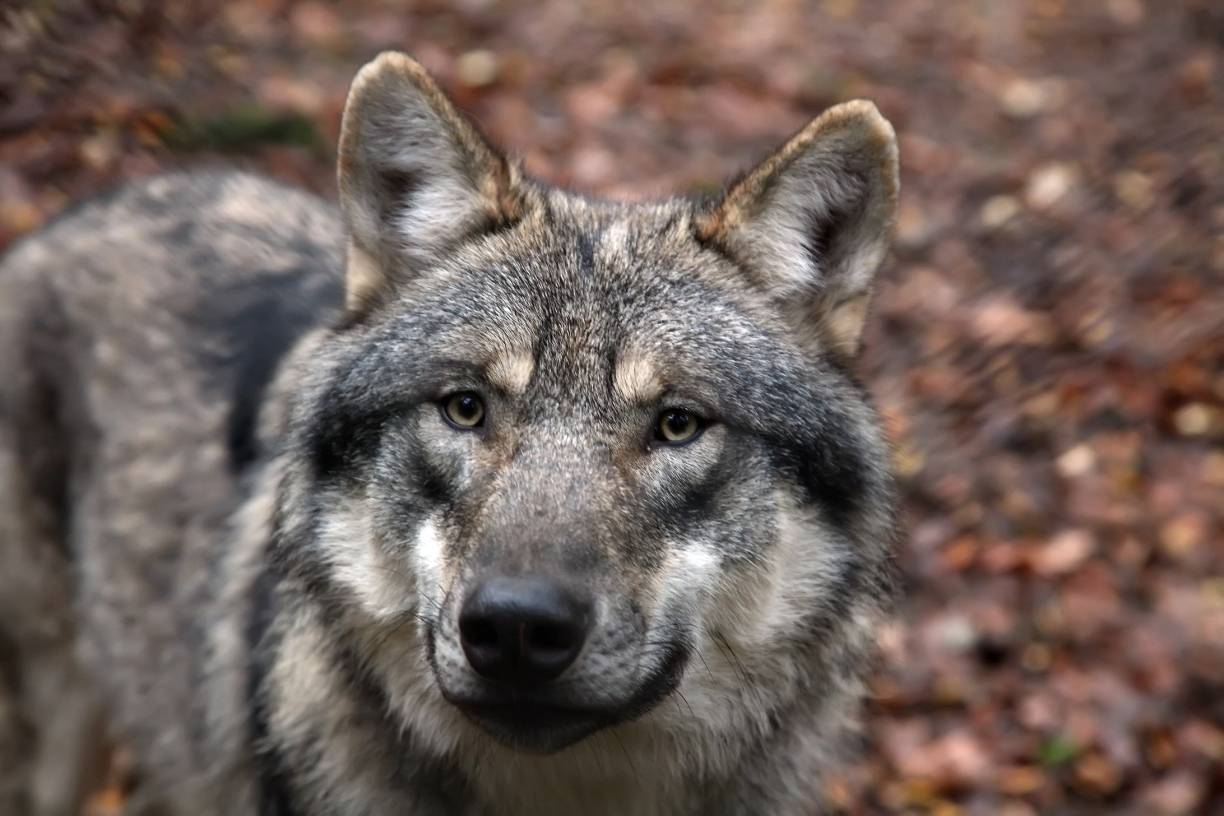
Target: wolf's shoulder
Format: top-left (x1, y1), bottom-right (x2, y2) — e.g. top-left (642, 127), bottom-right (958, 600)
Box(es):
top-left (2, 170), bottom-right (345, 354)
top-left (3, 170), bottom-right (344, 281)
top-left (0, 169), bottom-right (346, 473)
top-left (35, 169), bottom-right (338, 235)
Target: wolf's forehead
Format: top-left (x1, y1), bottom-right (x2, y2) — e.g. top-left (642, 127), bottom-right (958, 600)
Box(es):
top-left (394, 201), bottom-right (783, 403)
top-left (445, 208), bottom-right (688, 318)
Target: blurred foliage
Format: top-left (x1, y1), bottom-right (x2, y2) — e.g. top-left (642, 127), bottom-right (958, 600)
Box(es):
top-left (159, 105), bottom-right (327, 155)
top-left (1038, 734), bottom-right (1079, 768)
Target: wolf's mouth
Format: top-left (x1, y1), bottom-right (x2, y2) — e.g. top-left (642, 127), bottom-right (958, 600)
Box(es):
top-left (439, 641), bottom-right (690, 753)
top-left (452, 701), bottom-right (609, 752)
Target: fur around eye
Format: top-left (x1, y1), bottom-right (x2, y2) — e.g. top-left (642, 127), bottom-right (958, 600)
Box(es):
top-left (442, 392), bottom-right (486, 429)
top-left (655, 408), bottom-right (703, 445)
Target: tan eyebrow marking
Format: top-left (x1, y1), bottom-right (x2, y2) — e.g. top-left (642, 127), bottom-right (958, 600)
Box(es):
top-left (614, 352), bottom-right (664, 405)
top-left (486, 349), bottom-right (535, 396)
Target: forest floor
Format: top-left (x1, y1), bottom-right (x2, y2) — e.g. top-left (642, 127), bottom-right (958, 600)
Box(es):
top-left (2, 1), bottom-right (1221, 813)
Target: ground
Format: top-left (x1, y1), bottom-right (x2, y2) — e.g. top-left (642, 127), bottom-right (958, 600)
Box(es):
top-left (1, 1), bottom-right (1221, 814)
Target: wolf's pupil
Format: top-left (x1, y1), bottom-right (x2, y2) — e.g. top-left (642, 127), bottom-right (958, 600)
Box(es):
top-left (443, 392), bottom-right (485, 429)
top-left (658, 409), bottom-right (699, 444)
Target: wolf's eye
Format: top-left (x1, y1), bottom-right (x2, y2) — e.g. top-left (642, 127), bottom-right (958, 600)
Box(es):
top-left (655, 408), bottom-right (702, 445)
top-left (442, 392), bottom-right (485, 430)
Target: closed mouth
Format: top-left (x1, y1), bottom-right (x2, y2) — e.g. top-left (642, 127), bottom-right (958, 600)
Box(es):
top-left (452, 700), bottom-right (609, 752)
top-left (438, 641), bottom-right (690, 753)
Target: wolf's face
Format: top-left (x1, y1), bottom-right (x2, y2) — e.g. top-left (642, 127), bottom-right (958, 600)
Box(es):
top-left (279, 53), bottom-right (899, 758)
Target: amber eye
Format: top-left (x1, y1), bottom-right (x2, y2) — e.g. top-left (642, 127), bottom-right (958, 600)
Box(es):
top-left (655, 408), bottom-right (702, 445)
top-left (442, 392), bottom-right (486, 429)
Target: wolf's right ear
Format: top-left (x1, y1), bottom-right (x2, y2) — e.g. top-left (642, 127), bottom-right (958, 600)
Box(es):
top-left (337, 52), bottom-right (526, 310)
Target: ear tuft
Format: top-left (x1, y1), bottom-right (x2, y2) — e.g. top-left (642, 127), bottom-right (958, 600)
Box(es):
top-left (697, 100), bottom-right (899, 357)
top-left (337, 52), bottom-right (525, 310)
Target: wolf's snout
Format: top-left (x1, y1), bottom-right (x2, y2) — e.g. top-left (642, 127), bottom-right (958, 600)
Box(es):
top-left (458, 576), bottom-right (592, 685)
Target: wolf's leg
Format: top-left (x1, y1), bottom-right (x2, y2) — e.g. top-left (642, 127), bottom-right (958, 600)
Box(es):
top-left (0, 437), bottom-right (108, 816)
top-left (0, 276), bottom-right (107, 816)
top-left (0, 441), bottom-right (107, 816)
top-left (0, 630), bottom-right (33, 815)
top-left (24, 646), bottom-right (107, 816)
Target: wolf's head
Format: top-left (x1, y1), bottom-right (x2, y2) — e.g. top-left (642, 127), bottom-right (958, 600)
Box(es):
top-left (276, 53), bottom-right (899, 763)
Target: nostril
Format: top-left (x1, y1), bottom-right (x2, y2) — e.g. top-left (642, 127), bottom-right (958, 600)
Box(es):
top-left (529, 622), bottom-right (577, 655)
top-left (459, 616), bottom-right (499, 649)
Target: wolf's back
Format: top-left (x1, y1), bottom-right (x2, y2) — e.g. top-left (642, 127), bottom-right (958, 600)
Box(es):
top-left (0, 172), bottom-right (343, 813)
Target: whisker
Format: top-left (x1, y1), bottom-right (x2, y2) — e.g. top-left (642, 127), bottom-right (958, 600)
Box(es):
top-left (694, 647), bottom-right (715, 682)
top-left (712, 630), bottom-right (752, 692)
top-left (674, 688), bottom-right (697, 721)
top-left (609, 728), bottom-right (640, 783)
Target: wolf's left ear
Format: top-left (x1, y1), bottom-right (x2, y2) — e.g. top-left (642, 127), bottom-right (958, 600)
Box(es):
top-left (696, 101), bottom-right (899, 358)
top-left (337, 52), bottom-right (525, 310)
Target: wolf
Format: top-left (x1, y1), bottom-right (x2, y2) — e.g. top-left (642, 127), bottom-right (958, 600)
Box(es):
top-left (0, 52), bottom-right (900, 815)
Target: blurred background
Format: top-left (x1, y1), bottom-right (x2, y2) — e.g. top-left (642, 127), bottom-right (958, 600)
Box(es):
top-left (2, 0), bottom-right (1221, 813)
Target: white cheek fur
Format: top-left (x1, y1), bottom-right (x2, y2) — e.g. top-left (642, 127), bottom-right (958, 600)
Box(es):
top-left (412, 515), bottom-right (447, 612)
top-left (316, 494), bottom-right (411, 621)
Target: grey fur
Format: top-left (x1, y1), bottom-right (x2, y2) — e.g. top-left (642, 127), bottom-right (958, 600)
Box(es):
top-left (0, 53), bottom-right (899, 815)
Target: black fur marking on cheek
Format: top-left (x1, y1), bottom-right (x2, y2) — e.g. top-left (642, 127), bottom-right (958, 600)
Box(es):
top-left (306, 382), bottom-right (407, 482)
top-left (304, 335), bottom-right (488, 482)
top-left (773, 428), bottom-right (866, 532)
top-left (377, 429), bottom-right (457, 517)
top-left (701, 341), bottom-right (872, 532)
top-left (306, 399), bottom-right (398, 481)
top-left (405, 452), bottom-right (453, 507)
top-left (659, 445), bottom-right (737, 537)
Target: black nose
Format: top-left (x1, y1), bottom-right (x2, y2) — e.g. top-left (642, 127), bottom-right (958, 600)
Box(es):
top-left (458, 576), bottom-right (592, 686)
